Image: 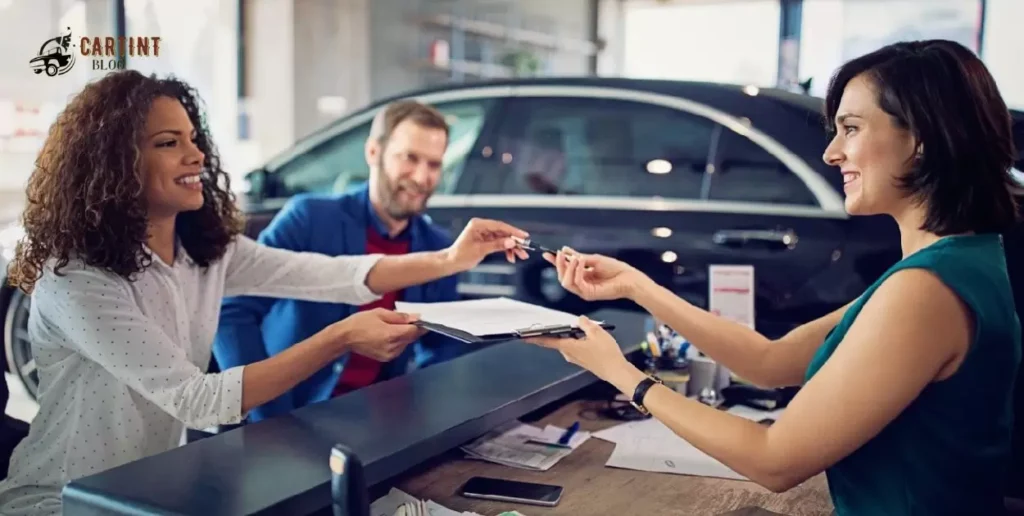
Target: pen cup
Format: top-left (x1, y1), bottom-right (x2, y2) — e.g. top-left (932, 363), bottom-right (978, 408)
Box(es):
top-left (686, 356), bottom-right (730, 398)
top-left (656, 368), bottom-right (690, 395)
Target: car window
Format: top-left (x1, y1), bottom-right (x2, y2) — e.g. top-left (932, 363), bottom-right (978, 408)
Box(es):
top-left (465, 97), bottom-right (715, 199)
top-left (437, 99), bottom-right (491, 193)
top-left (275, 123), bottom-right (372, 197)
top-left (270, 98), bottom-right (494, 198)
top-left (706, 129), bottom-right (818, 206)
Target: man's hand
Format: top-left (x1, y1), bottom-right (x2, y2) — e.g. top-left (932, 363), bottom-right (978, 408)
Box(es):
top-left (444, 217), bottom-right (530, 270)
top-left (329, 308), bottom-right (426, 362)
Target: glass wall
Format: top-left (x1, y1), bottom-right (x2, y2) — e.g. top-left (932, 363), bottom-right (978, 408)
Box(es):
top-left (622, 0), bottom-right (781, 87)
top-left (800, 0), bottom-right (983, 98)
top-left (981, 0), bottom-right (1024, 110)
top-left (123, 0), bottom-right (243, 180)
top-left (620, 0), bottom-right (1024, 110)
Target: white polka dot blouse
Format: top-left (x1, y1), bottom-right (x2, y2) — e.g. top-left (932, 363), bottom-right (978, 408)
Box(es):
top-left (0, 235), bottom-right (383, 515)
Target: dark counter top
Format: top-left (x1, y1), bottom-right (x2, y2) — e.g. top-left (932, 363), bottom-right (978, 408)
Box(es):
top-left (62, 309), bottom-right (648, 516)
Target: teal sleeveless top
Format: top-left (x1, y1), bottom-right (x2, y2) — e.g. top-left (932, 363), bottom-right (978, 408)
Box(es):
top-left (805, 234), bottom-right (1021, 515)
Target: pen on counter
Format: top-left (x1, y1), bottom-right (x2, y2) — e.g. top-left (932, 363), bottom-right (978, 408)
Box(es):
top-left (558, 421), bottom-right (580, 446)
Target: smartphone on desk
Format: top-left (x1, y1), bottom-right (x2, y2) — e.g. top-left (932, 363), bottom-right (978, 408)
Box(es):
top-left (458, 476), bottom-right (563, 507)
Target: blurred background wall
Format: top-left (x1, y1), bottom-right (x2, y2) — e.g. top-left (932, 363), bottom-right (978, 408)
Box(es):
top-left (1, 0), bottom-right (1021, 200)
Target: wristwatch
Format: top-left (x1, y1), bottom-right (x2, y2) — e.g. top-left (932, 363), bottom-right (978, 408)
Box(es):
top-left (630, 374), bottom-right (664, 416)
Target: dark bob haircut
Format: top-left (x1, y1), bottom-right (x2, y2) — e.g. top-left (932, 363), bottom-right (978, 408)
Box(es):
top-left (8, 70), bottom-right (244, 293)
top-left (825, 39), bottom-right (1020, 235)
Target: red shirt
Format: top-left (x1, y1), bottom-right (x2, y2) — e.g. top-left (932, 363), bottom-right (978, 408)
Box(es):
top-left (331, 226), bottom-right (410, 397)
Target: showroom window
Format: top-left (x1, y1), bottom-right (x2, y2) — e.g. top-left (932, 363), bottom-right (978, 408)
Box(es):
top-left (271, 98), bottom-right (494, 198)
top-left (469, 96), bottom-right (715, 199)
top-left (706, 129), bottom-right (818, 206)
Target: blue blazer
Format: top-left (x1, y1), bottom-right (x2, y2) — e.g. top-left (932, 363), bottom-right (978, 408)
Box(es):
top-left (214, 184), bottom-right (464, 422)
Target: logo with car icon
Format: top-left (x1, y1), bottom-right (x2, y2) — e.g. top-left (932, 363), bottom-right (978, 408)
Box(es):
top-left (29, 27), bottom-right (76, 77)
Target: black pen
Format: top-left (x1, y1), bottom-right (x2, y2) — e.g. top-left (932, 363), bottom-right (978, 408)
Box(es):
top-left (512, 236), bottom-right (582, 259)
top-left (511, 236), bottom-right (556, 254)
top-left (512, 236), bottom-right (593, 270)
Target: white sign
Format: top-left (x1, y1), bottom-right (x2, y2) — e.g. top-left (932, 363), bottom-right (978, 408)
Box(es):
top-left (708, 265), bottom-right (755, 330)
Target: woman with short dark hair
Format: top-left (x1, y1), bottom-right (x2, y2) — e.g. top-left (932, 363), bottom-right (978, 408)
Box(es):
top-left (528, 40), bottom-right (1022, 515)
top-left (0, 70), bottom-right (527, 515)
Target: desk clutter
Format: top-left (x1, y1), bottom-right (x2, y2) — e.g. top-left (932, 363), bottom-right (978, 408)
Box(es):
top-left (593, 404), bottom-right (784, 480)
top-left (455, 403), bottom-right (781, 482)
top-left (460, 420), bottom-right (591, 471)
top-left (371, 488), bottom-right (529, 516)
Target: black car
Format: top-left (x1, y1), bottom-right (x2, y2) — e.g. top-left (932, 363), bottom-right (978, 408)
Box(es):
top-left (3, 77), bottom-right (1023, 399)
top-left (242, 77), bottom-right (1024, 333)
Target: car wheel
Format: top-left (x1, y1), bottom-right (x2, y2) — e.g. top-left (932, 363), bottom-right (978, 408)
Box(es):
top-left (4, 289), bottom-right (38, 401)
top-left (45, 63), bottom-right (57, 77)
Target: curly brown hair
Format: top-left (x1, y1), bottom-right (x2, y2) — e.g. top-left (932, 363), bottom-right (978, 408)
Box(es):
top-left (7, 70), bottom-right (244, 293)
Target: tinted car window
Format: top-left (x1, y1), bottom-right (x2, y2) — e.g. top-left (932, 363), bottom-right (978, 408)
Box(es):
top-left (270, 98), bottom-right (493, 197)
top-left (276, 123), bottom-right (371, 197)
top-left (707, 129), bottom-right (818, 206)
top-left (467, 97), bottom-right (715, 199)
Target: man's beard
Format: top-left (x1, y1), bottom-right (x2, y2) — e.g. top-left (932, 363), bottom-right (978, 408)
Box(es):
top-left (377, 158), bottom-right (432, 220)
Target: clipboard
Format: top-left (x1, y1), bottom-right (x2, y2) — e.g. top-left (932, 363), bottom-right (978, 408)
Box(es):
top-left (413, 320), bottom-right (616, 344)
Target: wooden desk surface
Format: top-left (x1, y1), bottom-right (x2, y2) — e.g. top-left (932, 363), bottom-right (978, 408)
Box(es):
top-left (394, 398), bottom-right (834, 516)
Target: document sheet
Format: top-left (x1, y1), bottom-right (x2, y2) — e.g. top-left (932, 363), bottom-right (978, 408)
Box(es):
top-left (594, 405), bottom-right (784, 480)
top-left (460, 420), bottom-right (591, 471)
top-left (395, 297), bottom-right (584, 337)
top-left (598, 418), bottom-right (746, 480)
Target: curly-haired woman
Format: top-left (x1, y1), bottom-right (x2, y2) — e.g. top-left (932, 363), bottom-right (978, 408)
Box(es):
top-left (0, 70), bottom-right (528, 515)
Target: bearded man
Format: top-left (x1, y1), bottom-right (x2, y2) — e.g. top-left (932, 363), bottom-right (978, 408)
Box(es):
top-left (215, 100), bottom-right (468, 423)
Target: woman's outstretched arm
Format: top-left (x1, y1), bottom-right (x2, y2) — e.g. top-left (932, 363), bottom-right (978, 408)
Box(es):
top-left (547, 249), bottom-right (852, 388)
top-left (595, 269), bottom-right (968, 491)
top-left (631, 273), bottom-right (853, 387)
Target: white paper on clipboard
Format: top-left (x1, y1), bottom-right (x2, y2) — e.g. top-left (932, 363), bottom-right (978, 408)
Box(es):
top-left (708, 265), bottom-right (755, 329)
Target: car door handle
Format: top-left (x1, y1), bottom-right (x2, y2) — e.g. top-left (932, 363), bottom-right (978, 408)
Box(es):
top-left (712, 229), bottom-right (798, 249)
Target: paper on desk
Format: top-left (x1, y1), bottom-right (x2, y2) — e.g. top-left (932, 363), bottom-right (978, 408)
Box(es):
top-left (370, 488), bottom-right (416, 516)
top-left (525, 424), bottom-right (591, 448)
top-left (370, 487), bottom-right (483, 516)
top-left (592, 404), bottom-right (784, 446)
top-left (726, 404), bottom-right (785, 423)
top-left (596, 418), bottom-right (746, 480)
top-left (461, 421), bottom-right (590, 471)
top-left (395, 297), bottom-right (584, 338)
top-left (426, 500), bottom-right (480, 516)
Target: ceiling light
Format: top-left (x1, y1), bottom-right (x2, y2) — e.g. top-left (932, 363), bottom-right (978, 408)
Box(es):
top-left (651, 227), bottom-right (672, 238)
top-left (646, 159), bottom-right (671, 174)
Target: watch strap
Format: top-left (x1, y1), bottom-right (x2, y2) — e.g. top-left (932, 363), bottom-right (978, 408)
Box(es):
top-left (630, 375), bottom-right (663, 415)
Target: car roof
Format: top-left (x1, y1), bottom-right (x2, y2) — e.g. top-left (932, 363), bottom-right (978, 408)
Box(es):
top-left (368, 76), bottom-right (822, 116)
top-left (271, 77), bottom-right (827, 166)
top-left (266, 76), bottom-right (1024, 174)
